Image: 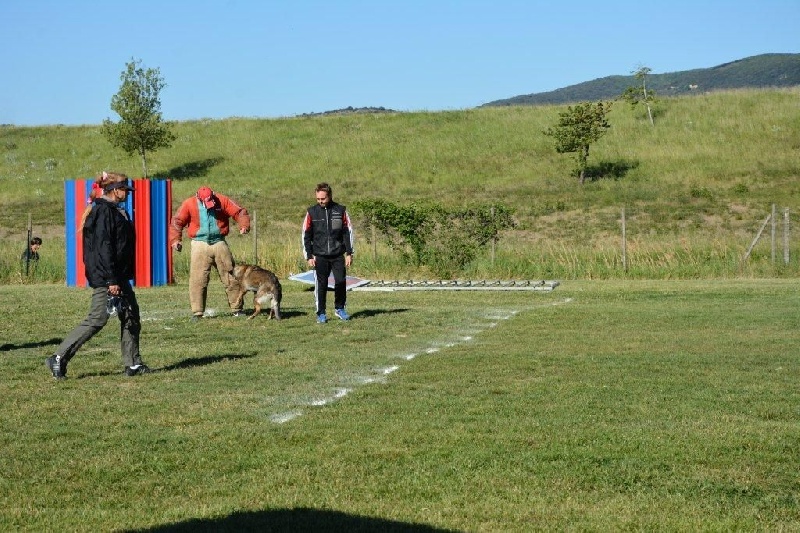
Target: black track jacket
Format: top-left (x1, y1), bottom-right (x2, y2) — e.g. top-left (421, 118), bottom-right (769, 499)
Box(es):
top-left (83, 198), bottom-right (136, 288)
top-left (302, 202), bottom-right (354, 259)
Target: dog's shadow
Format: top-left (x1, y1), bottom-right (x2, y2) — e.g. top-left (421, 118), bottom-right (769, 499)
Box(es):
top-left (240, 308), bottom-right (305, 320)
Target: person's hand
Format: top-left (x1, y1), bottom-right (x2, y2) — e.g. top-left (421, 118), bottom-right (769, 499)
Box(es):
top-left (107, 284), bottom-right (121, 296)
top-left (172, 242), bottom-right (182, 252)
top-left (307, 258), bottom-right (316, 268)
top-left (240, 227), bottom-right (250, 235)
top-left (345, 254), bottom-right (352, 268)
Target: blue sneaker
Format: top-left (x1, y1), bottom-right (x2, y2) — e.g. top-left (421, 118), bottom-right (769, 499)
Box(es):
top-left (334, 308), bottom-right (350, 321)
top-left (317, 313), bottom-right (327, 324)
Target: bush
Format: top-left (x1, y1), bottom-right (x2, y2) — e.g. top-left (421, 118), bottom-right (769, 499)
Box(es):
top-left (352, 199), bottom-right (515, 278)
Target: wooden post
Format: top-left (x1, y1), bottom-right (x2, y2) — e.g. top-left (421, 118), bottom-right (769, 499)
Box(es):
top-left (252, 210), bottom-right (258, 264)
top-left (771, 203), bottom-right (776, 264)
top-left (743, 213), bottom-right (771, 262)
top-left (25, 213), bottom-right (32, 276)
top-left (785, 208), bottom-right (790, 266)
top-left (372, 225), bottom-right (377, 261)
top-left (490, 206), bottom-right (496, 266)
top-left (621, 207), bottom-right (627, 273)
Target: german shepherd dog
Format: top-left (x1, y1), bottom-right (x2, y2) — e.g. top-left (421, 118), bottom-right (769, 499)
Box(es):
top-left (232, 264), bottom-right (282, 320)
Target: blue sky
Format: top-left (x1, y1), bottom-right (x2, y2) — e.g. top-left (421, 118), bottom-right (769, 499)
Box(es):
top-left (1, 0), bottom-right (797, 126)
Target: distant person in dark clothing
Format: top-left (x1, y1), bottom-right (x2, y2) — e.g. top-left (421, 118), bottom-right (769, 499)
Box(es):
top-left (21, 236), bottom-right (42, 262)
top-left (45, 171), bottom-right (150, 380)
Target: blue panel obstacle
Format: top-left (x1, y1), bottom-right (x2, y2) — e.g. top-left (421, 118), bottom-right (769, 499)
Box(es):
top-left (64, 182), bottom-right (77, 287)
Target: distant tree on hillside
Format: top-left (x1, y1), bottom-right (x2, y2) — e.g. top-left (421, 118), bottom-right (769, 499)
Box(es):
top-left (543, 101), bottom-right (613, 184)
top-left (622, 66), bottom-right (657, 126)
top-left (102, 58), bottom-right (175, 178)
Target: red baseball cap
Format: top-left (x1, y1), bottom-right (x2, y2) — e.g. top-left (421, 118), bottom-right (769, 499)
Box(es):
top-left (197, 186), bottom-right (215, 208)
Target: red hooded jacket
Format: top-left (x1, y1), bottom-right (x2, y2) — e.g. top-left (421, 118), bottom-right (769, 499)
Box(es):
top-left (168, 192), bottom-right (250, 246)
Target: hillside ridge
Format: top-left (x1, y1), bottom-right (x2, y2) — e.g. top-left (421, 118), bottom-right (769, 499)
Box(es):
top-left (480, 53), bottom-right (800, 107)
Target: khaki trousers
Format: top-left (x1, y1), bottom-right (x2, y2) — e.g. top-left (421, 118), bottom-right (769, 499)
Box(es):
top-left (189, 240), bottom-right (242, 316)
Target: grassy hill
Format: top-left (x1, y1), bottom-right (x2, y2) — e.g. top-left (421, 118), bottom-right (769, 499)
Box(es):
top-left (1, 87), bottom-right (798, 281)
top-left (482, 53), bottom-right (800, 106)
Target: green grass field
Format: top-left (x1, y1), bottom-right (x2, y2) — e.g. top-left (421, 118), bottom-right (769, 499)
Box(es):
top-left (1, 279), bottom-right (798, 531)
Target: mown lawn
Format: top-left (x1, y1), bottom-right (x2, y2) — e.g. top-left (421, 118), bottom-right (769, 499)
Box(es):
top-left (0, 279), bottom-right (798, 531)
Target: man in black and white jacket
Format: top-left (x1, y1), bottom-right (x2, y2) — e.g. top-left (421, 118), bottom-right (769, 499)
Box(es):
top-left (302, 182), bottom-right (354, 324)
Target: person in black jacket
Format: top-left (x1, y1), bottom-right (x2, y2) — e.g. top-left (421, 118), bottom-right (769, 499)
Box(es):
top-left (302, 182), bottom-right (354, 323)
top-left (21, 236), bottom-right (42, 262)
top-left (21, 236), bottom-right (42, 275)
top-left (45, 171), bottom-right (150, 380)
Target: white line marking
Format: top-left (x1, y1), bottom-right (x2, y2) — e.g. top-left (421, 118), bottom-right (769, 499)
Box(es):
top-left (270, 410), bottom-right (303, 424)
top-left (308, 387), bottom-right (352, 406)
top-left (268, 299), bottom-right (575, 423)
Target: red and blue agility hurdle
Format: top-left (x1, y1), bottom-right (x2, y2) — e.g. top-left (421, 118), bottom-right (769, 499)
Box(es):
top-left (65, 179), bottom-right (173, 287)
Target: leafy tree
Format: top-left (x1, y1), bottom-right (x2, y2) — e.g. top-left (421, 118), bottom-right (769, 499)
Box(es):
top-left (543, 101), bottom-right (613, 184)
top-left (622, 66), bottom-right (656, 126)
top-left (102, 58), bottom-right (175, 177)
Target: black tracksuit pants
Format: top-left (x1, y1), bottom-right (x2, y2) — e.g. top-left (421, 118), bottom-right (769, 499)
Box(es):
top-left (313, 254), bottom-right (346, 316)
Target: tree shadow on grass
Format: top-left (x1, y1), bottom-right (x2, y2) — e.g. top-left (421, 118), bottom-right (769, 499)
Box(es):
top-left (127, 508), bottom-right (459, 532)
top-left (155, 157), bottom-right (224, 181)
top-left (585, 159), bottom-right (639, 182)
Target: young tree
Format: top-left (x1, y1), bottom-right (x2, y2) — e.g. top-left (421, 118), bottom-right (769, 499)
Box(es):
top-left (622, 66), bottom-right (656, 126)
top-left (543, 101), bottom-right (613, 184)
top-left (102, 58), bottom-right (175, 177)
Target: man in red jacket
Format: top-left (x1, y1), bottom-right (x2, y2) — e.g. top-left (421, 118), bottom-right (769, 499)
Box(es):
top-left (169, 186), bottom-right (251, 320)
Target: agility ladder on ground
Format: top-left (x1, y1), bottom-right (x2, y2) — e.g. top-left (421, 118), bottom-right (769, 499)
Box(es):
top-left (352, 279), bottom-right (559, 292)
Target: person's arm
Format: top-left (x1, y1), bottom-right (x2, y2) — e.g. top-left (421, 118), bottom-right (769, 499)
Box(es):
top-left (219, 194), bottom-right (251, 234)
top-left (342, 208), bottom-right (355, 268)
top-left (168, 199), bottom-right (190, 251)
top-left (302, 210), bottom-right (315, 266)
top-left (342, 208), bottom-right (354, 256)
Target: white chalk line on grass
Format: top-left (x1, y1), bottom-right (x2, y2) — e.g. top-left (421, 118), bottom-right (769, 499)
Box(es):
top-left (268, 297), bottom-right (574, 424)
top-left (269, 410), bottom-right (304, 424)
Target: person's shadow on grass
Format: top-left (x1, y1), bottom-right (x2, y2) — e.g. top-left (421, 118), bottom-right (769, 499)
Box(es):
top-left (73, 353), bottom-right (258, 379)
top-left (159, 353), bottom-right (258, 371)
top-left (0, 338), bottom-right (62, 352)
top-left (349, 308), bottom-right (409, 319)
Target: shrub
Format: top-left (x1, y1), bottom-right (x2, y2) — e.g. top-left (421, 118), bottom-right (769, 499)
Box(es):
top-left (352, 199), bottom-right (515, 277)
